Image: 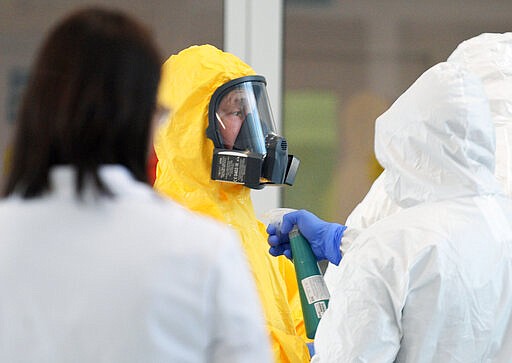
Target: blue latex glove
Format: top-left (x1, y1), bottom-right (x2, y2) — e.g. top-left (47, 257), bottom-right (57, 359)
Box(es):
top-left (267, 209), bottom-right (347, 265)
top-left (307, 342), bottom-right (315, 358)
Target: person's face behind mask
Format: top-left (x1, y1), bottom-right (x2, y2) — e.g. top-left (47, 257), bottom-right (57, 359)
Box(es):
top-left (207, 75), bottom-right (300, 189)
top-left (215, 89), bottom-right (247, 149)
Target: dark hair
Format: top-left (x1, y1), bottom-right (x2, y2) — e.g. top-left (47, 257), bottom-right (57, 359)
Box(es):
top-left (3, 6), bottom-right (162, 198)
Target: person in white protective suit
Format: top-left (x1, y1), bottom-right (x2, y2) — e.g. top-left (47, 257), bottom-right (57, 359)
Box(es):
top-left (324, 31), bottom-right (512, 297)
top-left (0, 7), bottom-right (272, 363)
top-left (447, 32), bottom-right (512, 196)
top-left (268, 61), bottom-right (512, 361)
top-left (340, 32), bottom-right (512, 245)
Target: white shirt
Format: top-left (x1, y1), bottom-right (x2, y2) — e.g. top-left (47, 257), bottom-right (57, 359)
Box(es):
top-left (0, 166), bottom-right (272, 363)
top-left (314, 62), bottom-right (512, 362)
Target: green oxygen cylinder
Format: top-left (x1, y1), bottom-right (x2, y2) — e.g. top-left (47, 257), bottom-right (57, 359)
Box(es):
top-left (288, 226), bottom-right (330, 339)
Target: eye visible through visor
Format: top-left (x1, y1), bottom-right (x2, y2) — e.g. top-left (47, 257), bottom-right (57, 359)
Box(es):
top-left (207, 75), bottom-right (277, 155)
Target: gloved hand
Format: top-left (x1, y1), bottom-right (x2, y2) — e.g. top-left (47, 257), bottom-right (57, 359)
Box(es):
top-left (267, 209), bottom-right (346, 265)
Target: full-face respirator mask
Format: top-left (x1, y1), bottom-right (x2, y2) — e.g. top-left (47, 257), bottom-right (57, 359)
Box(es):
top-left (206, 75), bottom-right (300, 189)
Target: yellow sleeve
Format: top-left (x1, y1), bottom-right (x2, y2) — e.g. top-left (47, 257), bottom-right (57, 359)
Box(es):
top-left (268, 324), bottom-right (311, 363)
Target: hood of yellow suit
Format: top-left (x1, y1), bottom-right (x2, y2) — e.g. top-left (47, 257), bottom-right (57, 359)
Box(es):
top-left (154, 44), bottom-right (258, 224)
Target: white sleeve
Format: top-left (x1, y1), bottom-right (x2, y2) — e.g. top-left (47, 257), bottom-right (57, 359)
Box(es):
top-left (208, 228), bottom-right (272, 363)
top-left (312, 241), bottom-right (403, 362)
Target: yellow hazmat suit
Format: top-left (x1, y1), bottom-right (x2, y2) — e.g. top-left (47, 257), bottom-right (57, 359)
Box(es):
top-left (154, 44), bottom-right (310, 363)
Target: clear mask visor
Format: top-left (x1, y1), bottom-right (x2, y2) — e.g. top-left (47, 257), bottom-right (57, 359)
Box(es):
top-left (210, 78), bottom-right (277, 155)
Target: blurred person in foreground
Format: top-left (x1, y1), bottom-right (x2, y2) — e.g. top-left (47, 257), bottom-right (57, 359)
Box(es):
top-left (0, 7), bottom-right (271, 363)
top-left (153, 44), bottom-right (310, 362)
top-left (268, 61), bottom-right (512, 361)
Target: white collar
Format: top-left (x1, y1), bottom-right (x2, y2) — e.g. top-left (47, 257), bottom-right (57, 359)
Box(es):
top-left (49, 165), bottom-right (152, 200)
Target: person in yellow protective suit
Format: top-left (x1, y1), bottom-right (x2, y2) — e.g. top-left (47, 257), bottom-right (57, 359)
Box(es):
top-left (154, 44), bottom-right (310, 362)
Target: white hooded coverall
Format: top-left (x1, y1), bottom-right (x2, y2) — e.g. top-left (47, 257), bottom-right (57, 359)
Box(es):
top-left (339, 32), bottom-right (512, 239)
top-left (313, 62), bottom-right (512, 362)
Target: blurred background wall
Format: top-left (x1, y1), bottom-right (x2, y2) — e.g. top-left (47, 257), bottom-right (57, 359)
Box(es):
top-left (2, 0), bottom-right (512, 224)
